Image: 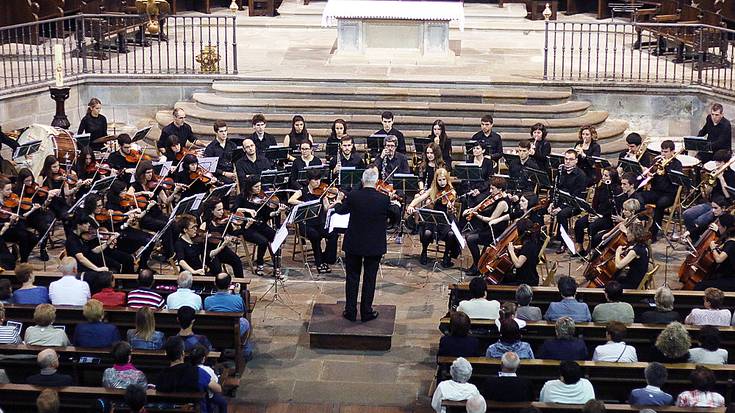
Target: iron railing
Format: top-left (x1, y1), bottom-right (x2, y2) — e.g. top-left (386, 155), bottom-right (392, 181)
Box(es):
top-left (544, 21), bottom-right (735, 94)
top-left (0, 13), bottom-right (238, 89)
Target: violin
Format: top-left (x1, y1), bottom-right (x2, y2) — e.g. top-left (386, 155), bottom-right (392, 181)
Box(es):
top-left (312, 182), bottom-right (339, 199)
top-left (81, 230), bottom-right (119, 242)
top-left (3, 193), bottom-right (34, 212)
top-left (437, 188), bottom-right (457, 205)
top-left (376, 180), bottom-right (395, 196)
top-left (120, 193), bottom-right (149, 209)
top-left (466, 191), bottom-right (505, 221)
top-left (25, 183), bottom-right (49, 199)
top-left (175, 147), bottom-right (199, 161)
top-left (94, 209), bottom-right (129, 223)
top-left (252, 191), bottom-right (281, 209)
top-left (124, 149), bottom-right (156, 164)
top-left (189, 167), bottom-right (213, 184)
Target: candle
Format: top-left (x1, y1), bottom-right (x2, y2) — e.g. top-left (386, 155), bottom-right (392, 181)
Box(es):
top-left (54, 44), bottom-right (64, 87)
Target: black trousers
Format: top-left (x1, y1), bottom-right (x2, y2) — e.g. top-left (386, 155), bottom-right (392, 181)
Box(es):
top-left (26, 209), bottom-right (54, 251)
top-left (555, 206), bottom-right (579, 241)
top-left (636, 191), bottom-right (675, 239)
top-left (344, 253), bottom-right (380, 317)
top-left (574, 215), bottom-right (613, 248)
top-left (210, 246), bottom-right (243, 277)
top-left (3, 222), bottom-right (37, 262)
top-left (242, 224), bottom-right (277, 266)
top-left (299, 224), bottom-right (338, 267)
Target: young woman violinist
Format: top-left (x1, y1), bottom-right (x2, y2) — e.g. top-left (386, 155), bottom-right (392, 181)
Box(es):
top-left (131, 161), bottom-right (172, 231)
top-left (83, 192), bottom-right (144, 272)
top-left (199, 197), bottom-right (245, 278)
top-left (175, 213), bottom-right (237, 276)
top-left (416, 143), bottom-right (445, 194)
top-left (0, 175), bottom-right (36, 263)
top-left (14, 169), bottom-right (56, 261)
top-left (232, 177), bottom-right (281, 277)
top-left (464, 176), bottom-right (510, 277)
top-left (39, 155), bottom-right (82, 220)
top-left (175, 154), bottom-right (215, 198)
top-left (613, 221), bottom-right (650, 289)
top-left (406, 167), bottom-right (459, 267)
top-left (505, 218), bottom-right (544, 286)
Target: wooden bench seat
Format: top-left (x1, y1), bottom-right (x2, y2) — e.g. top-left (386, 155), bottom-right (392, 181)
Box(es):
top-left (442, 401), bottom-right (724, 413)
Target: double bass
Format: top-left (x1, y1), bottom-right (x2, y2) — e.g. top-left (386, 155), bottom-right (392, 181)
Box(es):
top-left (677, 205), bottom-right (735, 290)
top-left (478, 198), bottom-right (549, 285)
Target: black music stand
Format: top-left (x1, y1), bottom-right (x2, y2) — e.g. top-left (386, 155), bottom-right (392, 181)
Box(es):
top-left (131, 126), bottom-right (152, 143)
top-left (684, 136), bottom-right (712, 153)
top-left (669, 170), bottom-right (693, 190)
top-left (416, 208), bottom-right (456, 275)
top-left (73, 133), bottom-right (92, 149)
top-left (464, 141), bottom-right (480, 162)
top-left (265, 146), bottom-right (290, 163)
top-left (135, 194), bottom-right (201, 263)
top-left (297, 165), bottom-right (330, 185)
top-left (89, 176), bottom-right (117, 193)
top-left (13, 141), bottom-right (42, 159)
top-left (339, 168), bottom-right (365, 189)
top-left (289, 199), bottom-right (324, 282)
top-left (260, 170), bottom-right (290, 190)
top-left (618, 158), bottom-right (644, 176)
top-left (413, 137), bottom-right (432, 155)
top-left (392, 174), bottom-right (420, 197)
top-left (589, 156), bottom-right (612, 168)
top-left (556, 190), bottom-right (584, 212)
top-left (548, 153), bottom-right (565, 170)
top-left (524, 166), bottom-right (552, 190)
top-left (504, 153), bottom-right (520, 167)
top-left (366, 134), bottom-right (386, 154)
top-left (204, 183), bottom-right (235, 204)
top-left (453, 163), bottom-right (483, 182)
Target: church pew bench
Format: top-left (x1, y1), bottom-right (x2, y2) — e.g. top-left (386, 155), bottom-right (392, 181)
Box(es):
top-left (442, 401), bottom-right (724, 413)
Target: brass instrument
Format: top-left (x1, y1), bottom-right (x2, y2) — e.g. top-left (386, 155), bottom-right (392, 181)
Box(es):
top-left (704, 156), bottom-right (735, 186)
top-left (636, 137), bottom-right (650, 162)
top-left (682, 155), bottom-right (735, 208)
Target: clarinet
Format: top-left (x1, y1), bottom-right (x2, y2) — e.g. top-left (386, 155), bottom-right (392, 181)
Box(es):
top-left (381, 155), bottom-right (388, 181)
top-left (552, 164), bottom-right (563, 207)
top-left (336, 152), bottom-right (342, 186)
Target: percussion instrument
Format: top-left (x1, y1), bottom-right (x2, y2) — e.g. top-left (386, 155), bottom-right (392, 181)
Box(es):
top-left (678, 154), bottom-right (700, 169)
top-left (646, 139), bottom-right (684, 153)
top-left (704, 160), bottom-right (717, 172)
top-left (16, 124), bottom-right (77, 179)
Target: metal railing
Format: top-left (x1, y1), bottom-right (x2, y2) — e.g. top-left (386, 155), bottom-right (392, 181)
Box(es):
top-left (0, 13), bottom-right (238, 89)
top-left (543, 21), bottom-right (735, 94)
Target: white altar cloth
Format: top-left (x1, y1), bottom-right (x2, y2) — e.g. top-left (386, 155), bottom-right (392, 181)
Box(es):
top-left (321, 0), bottom-right (465, 31)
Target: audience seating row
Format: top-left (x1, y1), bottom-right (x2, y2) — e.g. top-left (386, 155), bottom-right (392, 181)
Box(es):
top-left (442, 400), bottom-right (725, 413)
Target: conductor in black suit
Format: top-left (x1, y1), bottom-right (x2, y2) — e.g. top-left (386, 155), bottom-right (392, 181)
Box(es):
top-left (333, 167), bottom-right (390, 322)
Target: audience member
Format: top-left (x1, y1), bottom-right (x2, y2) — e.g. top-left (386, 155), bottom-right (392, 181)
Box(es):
top-left (49, 257), bottom-right (90, 306)
top-left (486, 318), bottom-right (534, 359)
top-left (177, 306), bottom-right (212, 351)
top-left (515, 284), bottom-right (542, 322)
top-left (24, 304), bottom-right (70, 346)
top-left (652, 322), bottom-right (691, 363)
top-left (102, 341), bottom-right (148, 389)
top-left (480, 351), bottom-right (533, 402)
top-left (12, 263), bottom-right (49, 304)
top-left (73, 299), bottom-right (121, 347)
top-left (124, 385), bottom-right (147, 413)
top-left (431, 357), bottom-right (481, 413)
top-left (689, 325), bottom-right (728, 365)
top-left (127, 306), bottom-right (165, 350)
top-left (494, 302), bottom-right (527, 330)
top-left (592, 281), bottom-right (634, 324)
top-left (638, 287), bottom-right (681, 324)
top-left (36, 388), bottom-right (60, 413)
top-left (582, 400), bottom-right (606, 413)
top-left (543, 277), bottom-right (591, 322)
top-left (0, 302), bottom-right (20, 344)
top-left (457, 277), bottom-right (499, 319)
top-left (204, 273), bottom-right (252, 360)
top-left (26, 349), bottom-right (74, 387)
top-left (438, 311), bottom-right (481, 357)
top-left (676, 366), bottom-right (725, 407)
top-left (592, 321), bottom-right (638, 362)
top-left (539, 361), bottom-right (595, 404)
top-left (628, 362), bottom-right (673, 406)
top-left (465, 394), bottom-right (487, 413)
top-left (537, 316), bottom-right (587, 361)
top-left (190, 345), bottom-right (228, 413)
top-left (127, 269), bottom-right (165, 309)
top-left (166, 271), bottom-right (202, 310)
top-left (0, 279), bottom-right (11, 304)
top-left (91, 272), bottom-right (126, 308)
top-left (685, 288), bottom-right (731, 326)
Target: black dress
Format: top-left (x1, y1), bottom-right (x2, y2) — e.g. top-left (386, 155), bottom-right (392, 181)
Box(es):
top-left (695, 239), bottom-right (735, 291)
top-left (616, 243), bottom-right (649, 289)
top-left (505, 237), bottom-right (542, 286)
top-left (77, 113), bottom-right (108, 151)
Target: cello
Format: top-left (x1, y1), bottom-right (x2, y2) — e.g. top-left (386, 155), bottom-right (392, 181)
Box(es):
top-left (678, 228), bottom-right (718, 290)
top-left (478, 198), bottom-right (549, 285)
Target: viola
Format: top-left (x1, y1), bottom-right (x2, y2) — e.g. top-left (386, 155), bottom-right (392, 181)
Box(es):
top-left (376, 180), bottom-right (395, 196)
top-left (3, 193), bottom-right (34, 212)
top-left (86, 162), bottom-right (113, 176)
top-left (466, 191), bottom-right (505, 221)
top-left (25, 183), bottom-right (49, 199)
top-left (124, 149), bottom-right (156, 164)
top-left (94, 209), bottom-right (129, 223)
top-left (120, 193), bottom-right (149, 209)
top-left (189, 167), bottom-right (213, 184)
top-left (312, 182), bottom-right (339, 199)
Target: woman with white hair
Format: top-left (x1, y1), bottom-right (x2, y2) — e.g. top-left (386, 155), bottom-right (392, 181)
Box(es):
top-left (431, 357), bottom-right (480, 413)
top-left (638, 286), bottom-right (681, 324)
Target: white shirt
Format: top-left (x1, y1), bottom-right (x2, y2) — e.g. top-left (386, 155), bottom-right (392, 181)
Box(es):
top-left (540, 378), bottom-right (596, 404)
top-left (49, 275), bottom-right (91, 306)
top-left (689, 347), bottom-right (729, 365)
top-left (431, 380), bottom-right (480, 413)
top-left (166, 288), bottom-right (203, 311)
top-left (592, 341), bottom-right (638, 362)
top-left (457, 298), bottom-right (500, 319)
top-left (685, 308), bottom-right (731, 326)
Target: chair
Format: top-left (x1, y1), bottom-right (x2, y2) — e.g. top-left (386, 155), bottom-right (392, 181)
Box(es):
top-left (662, 186), bottom-right (684, 237)
top-left (637, 263), bottom-right (659, 289)
top-left (291, 224), bottom-right (314, 264)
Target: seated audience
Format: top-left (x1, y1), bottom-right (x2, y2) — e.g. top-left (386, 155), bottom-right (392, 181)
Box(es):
top-left (652, 322), bottom-right (691, 363)
top-left (438, 311), bottom-right (481, 357)
top-left (24, 304), bottom-right (70, 346)
top-left (190, 345), bottom-right (228, 413)
top-left (0, 302), bottom-right (20, 344)
top-left (431, 357), bottom-right (481, 413)
top-left (592, 321), bottom-right (638, 362)
top-left (494, 302), bottom-right (527, 330)
top-left (480, 351), bottom-right (533, 402)
top-left (465, 394), bottom-right (487, 413)
top-left (582, 400), bottom-right (606, 413)
top-left (685, 287), bottom-right (731, 326)
top-left (592, 281), bottom-right (634, 324)
top-left (26, 349), bottom-right (74, 387)
top-left (515, 284), bottom-right (542, 322)
top-left (91, 272), bottom-right (126, 308)
top-left (539, 360), bottom-right (595, 404)
top-left (486, 318), bottom-right (534, 359)
top-left (127, 306), bottom-right (165, 350)
top-left (638, 287), bottom-right (681, 324)
top-left (177, 305), bottom-right (213, 351)
top-left (676, 365), bottom-right (725, 408)
top-left (49, 257), bottom-right (90, 306)
top-left (537, 316), bottom-right (587, 361)
top-left (457, 277), bottom-right (499, 319)
top-left (103, 341), bottom-right (148, 389)
top-left (166, 271), bottom-right (203, 311)
top-left (124, 385), bottom-right (147, 413)
top-left (12, 263), bottom-right (49, 305)
top-left (36, 388), bottom-right (60, 413)
top-left (628, 362), bottom-right (673, 406)
top-left (73, 299), bottom-right (121, 347)
top-left (689, 325), bottom-right (728, 365)
top-left (155, 336), bottom-right (221, 411)
top-left (203, 272), bottom-right (252, 359)
top-left (0, 279), bottom-right (11, 304)
top-left (127, 269), bottom-right (165, 309)
top-left (543, 276), bottom-right (591, 322)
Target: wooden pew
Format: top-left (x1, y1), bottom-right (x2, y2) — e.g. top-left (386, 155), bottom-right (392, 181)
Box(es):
top-left (36, 0), bottom-right (63, 20)
top-left (0, 0), bottom-right (40, 44)
top-left (443, 401), bottom-right (724, 413)
top-left (437, 357), bottom-right (735, 404)
top-left (77, 0), bottom-right (148, 57)
top-left (0, 383), bottom-right (203, 413)
top-left (437, 318), bottom-right (735, 362)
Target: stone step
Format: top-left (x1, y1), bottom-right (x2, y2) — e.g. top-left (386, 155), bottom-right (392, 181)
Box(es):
top-left (211, 82), bottom-right (573, 104)
top-left (191, 93), bottom-right (592, 118)
top-left (169, 101), bottom-right (610, 133)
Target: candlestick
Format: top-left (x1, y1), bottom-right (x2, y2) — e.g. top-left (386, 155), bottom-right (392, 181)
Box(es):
top-left (53, 44), bottom-right (64, 87)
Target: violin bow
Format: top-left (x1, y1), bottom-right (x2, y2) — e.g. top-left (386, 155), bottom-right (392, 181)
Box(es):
top-left (201, 230), bottom-right (210, 274)
top-left (16, 183), bottom-right (25, 216)
top-left (97, 228), bottom-right (108, 269)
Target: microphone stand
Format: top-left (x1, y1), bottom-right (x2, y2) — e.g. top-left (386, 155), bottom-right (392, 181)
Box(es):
top-left (655, 222), bottom-right (677, 288)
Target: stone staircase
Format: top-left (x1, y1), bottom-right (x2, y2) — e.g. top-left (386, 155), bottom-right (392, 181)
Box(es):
top-left (155, 80), bottom-right (629, 155)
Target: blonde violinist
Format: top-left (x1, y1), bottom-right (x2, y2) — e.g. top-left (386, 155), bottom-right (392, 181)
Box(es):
top-left (407, 167), bottom-right (459, 267)
top-left (463, 176), bottom-right (509, 277)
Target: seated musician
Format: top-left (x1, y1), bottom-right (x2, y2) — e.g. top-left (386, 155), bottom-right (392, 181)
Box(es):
top-left (505, 218), bottom-right (544, 286)
top-left (326, 119), bottom-right (348, 147)
top-left (373, 111), bottom-right (407, 154)
top-left (175, 154), bottom-right (216, 198)
top-left (574, 126), bottom-right (602, 187)
top-left (235, 138), bottom-right (274, 186)
top-left (0, 176), bottom-right (36, 263)
top-left (599, 198), bottom-right (642, 243)
top-left (289, 141), bottom-right (322, 190)
top-left (283, 115), bottom-right (314, 153)
top-left (106, 134), bottom-right (140, 175)
top-left (174, 214), bottom-right (238, 276)
top-left (697, 103), bottom-right (732, 163)
top-left (463, 177), bottom-right (510, 277)
top-left (529, 123), bottom-right (551, 172)
top-left (67, 216), bottom-right (131, 292)
top-left (203, 120), bottom-right (238, 185)
top-left (686, 196), bottom-right (730, 244)
top-left (427, 120), bottom-right (452, 170)
top-left (288, 170), bottom-right (339, 274)
top-left (198, 198), bottom-right (245, 278)
top-left (232, 177), bottom-right (281, 278)
top-left (613, 221), bottom-right (650, 289)
top-left (251, 114), bottom-right (278, 154)
top-left (39, 155), bottom-right (88, 212)
top-left (635, 139), bottom-right (683, 242)
top-left (693, 214), bottom-right (735, 291)
top-left (406, 167), bottom-right (459, 268)
top-left (683, 149), bottom-right (735, 240)
top-left (161, 135), bottom-right (183, 166)
top-left (374, 135), bottom-right (410, 229)
top-left (74, 146), bottom-right (111, 183)
top-left (158, 108), bottom-right (204, 156)
top-left (548, 149), bottom-right (587, 254)
top-left (461, 141), bottom-right (494, 203)
top-left (415, 143), bottom-right (446, 194)
top-left (14, 169), bottom-right (57, 261)
top-left (508, 192), bottom-right (544, 227)
top-left (618, 172), bottom-right (638, 204)
top-left (573, 167), bottom-right (622, 256)
top-left (507, 140), bottom-right (539, 192)
top-left (89, 189), bottom-right (142, 271)
top-left (329, 136), bottom-right (365, 188)
top-left (77, 98), bottom-right (108, 151)
top-left (470, 114), bottom-right (503, 165)
top-left (618, 132), bottom-right (653, 166)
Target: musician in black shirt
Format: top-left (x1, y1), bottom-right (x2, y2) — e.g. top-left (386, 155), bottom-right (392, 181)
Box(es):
top-left (203, 120), bottom-right (238, 185)
top-left (697, 103), bottom-right (732, 163)
top-left (373, 111), bottom-right (407, 154)
top-left (549, 149), bottom-right (587, 254)
top-left (618, 132), bottom-right (653, 167)
top-left (374, 136), bottom-right (409, 228)
top-left (507, 141), bottom-right (539, 192)
top-left (684, 149), bottom-right (735, 240)
top-left (77, 98), bottom-right (108, 151)
top-left (470, 114), bottom-right (503, 163)
top-left (574, 167), bottom-right (622, 256)
top-left (106, 134), bottom-right (139, 174)
top-left (574, 126), bottom-right (602, 187)
top-left (427, 119), bottom-right (452, 170)
top-left (529, 123), bottom-right (552, 172)
top-left (635, 139), bottom-right (683, 242)
top-left (158, 108), bottom-right (203, 154)
top-left (329, 136), bottom-right (365, 190)
top-left (250, 114), bottom-right (278, 154)
top-left (236, 138), bottom-right (274, 187)
top-left (289, 141), bottom-right (323, 190)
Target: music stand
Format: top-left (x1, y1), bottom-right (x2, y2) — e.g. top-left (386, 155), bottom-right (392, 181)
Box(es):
top-left (504, 152), bottom-right (521, 167)
top-left (339, 168), bottom-right (365, 189)
top-left (326, 142), bottom-right (339, 159)
top-left (204, 183), bottom-right (235, 204)
top-left (413, 137), bottom-right (432, 155)
top-left (135, 194), bottom-right (202, 261)
top-left (464, 141), bottom-right (480, 162)
top-left (260, 169), bottom-right (290, 190)
top-left (524, 166), bottom-right (552, 190)
top-left (131, 126), bottom-right (153, 143)
top-left (556, 190), bottom-right (582, 211)
top-left (589, 156), bottom-right (612, 168)
top-left (298, 165), bottom-right (330, 185)
top-left (453, 163), bottom-right (483, 182)
top-left (548, 153), bottom-right (565, 170)
top-left (392, 174), bottom-right (420, 197)
top-left (618, 158), bottom-right (644, 176)
top-left (366, 134), bottom-right (386, 154)
top-left (684, 136), bottom-right (712, 153)
top-left (416, 208), bottom-right (458, 276)
top-left (13, 140), bottom-right (42, 159)
top-left (669, 170), bottom-right (693, 190)
top-left (231, 148), bottom-right (245, 165)
top-left (265, 146), bottom-right (290, 163)
top-left (73, 133), bottom-right (92, 148)
top-left (287, 199), bottom-right (324, 285)
top-left (89, 176), bottom-right (117, 193)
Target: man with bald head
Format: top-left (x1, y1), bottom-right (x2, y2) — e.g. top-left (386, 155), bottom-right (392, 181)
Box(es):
top-left (26, 349), bottom-right (74, 387)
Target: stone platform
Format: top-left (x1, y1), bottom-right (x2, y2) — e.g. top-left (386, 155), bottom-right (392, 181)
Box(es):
top-left (308, 302), bottom-right (397, 351)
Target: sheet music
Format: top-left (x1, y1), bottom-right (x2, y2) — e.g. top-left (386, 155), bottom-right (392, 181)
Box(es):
top-left (325, 209), bottom-right (350, 233)
top-left (198, 157), bottom-right (219, 174)
top-left (559, 225), bottom-right (576, 254)
top-left (287, 199), bottom-right (321, 224)
top-left (450, 221), bottom-right (466, 249)
top-left (271, 221), bottom-right (289, 252)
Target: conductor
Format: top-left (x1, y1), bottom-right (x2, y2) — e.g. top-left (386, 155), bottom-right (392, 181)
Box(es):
top-left (333, 167), bottom-right (390, 322)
